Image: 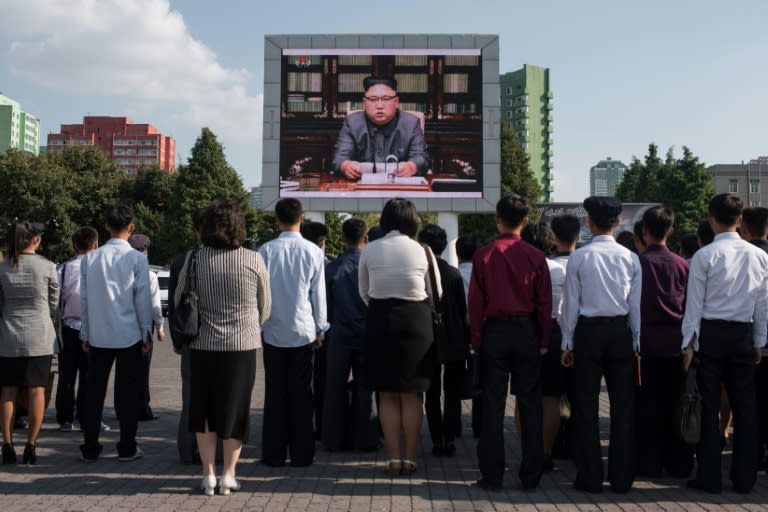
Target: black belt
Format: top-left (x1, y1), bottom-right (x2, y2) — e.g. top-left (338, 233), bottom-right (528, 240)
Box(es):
top-left (578, 315), bottom-right (627, 325)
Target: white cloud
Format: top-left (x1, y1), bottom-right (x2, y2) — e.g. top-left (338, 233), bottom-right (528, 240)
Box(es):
top-left (1, 0), bottom-right (261, 144)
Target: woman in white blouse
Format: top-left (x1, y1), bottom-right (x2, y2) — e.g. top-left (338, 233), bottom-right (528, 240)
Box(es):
top-left (359, 199), bottom-right (441, 477)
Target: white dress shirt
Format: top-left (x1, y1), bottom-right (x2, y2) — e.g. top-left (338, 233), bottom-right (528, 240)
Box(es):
top-left (258, 231), bottom-right (329, 348)
top-left (458, 262), bottom-right (472, 307)
top-left (681, 231), bottom-right (768, 350)
top-left (547, 258), bottom-right (566, 319)
top-left (560, 235), bottom-right (642, 351)
top-left (80, 238), bottom-right (153, 348)
top-left (59, 254), bottom-right (85, 330)
top-left (149, 270), bottom-right (164, 335)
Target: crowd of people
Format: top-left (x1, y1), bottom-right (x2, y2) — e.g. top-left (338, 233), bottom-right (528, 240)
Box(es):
top-left (0, 192), bottom-right (766, 498)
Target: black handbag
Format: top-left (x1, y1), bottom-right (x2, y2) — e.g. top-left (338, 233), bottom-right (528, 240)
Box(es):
top-left (460, 348), bottom-right (481, 399)
top-left (675, 365), bottom-right (702, 446)
top-left (169, 248), bottom-right (199, 345)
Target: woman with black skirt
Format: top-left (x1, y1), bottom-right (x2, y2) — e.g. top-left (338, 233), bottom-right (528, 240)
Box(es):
top-left (359, 199), bottom-right (441, 476)
top-left (174, 200), bottom-right (271, 495)
top-left (0, 221), bottom-right (59, 465)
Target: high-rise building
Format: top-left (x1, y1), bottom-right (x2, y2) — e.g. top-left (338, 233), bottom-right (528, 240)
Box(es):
top-left (47, 116), bottom-right (175, 174)
top-left (590, 157), bottom-right (628, 197)
top-left (709, 159), bottom-right (767, 207)
top-left (249, 186), bottom-right (263, 210)
top-left (0, 93), bottom-right (41, 156)
top-left (500, 65), bottom-right (554, 201)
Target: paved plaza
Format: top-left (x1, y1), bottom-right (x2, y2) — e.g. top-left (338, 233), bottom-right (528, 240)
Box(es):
top-left (2, 330), bottom-right (768, 511)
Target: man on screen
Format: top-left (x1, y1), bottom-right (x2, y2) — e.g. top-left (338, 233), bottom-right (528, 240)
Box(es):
top-left (332, 76), bottom-right (430, 180)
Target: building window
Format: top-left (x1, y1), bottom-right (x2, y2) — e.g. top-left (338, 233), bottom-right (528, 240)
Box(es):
top-left (750, 179), bottom-right (760, 193)
top-left (729, 180), bottom-right (738, 193)
top-left (750, 200), bottom-right (761, 207)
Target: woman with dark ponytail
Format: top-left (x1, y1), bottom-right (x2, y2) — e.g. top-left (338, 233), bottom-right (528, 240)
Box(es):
top-left (0, 221), bottom-right (59, 465)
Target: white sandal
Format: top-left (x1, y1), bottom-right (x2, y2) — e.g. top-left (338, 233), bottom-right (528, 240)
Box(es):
top-left (218, 474), bottom-right (241, 495)
top-left (200, 474), bottom-right (216, 496)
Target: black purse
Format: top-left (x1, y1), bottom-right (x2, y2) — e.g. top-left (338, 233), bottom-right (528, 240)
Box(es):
top-left (169, 247), bottom-right (199, 345)
top-left (675, 365), bottom-right (702, 446)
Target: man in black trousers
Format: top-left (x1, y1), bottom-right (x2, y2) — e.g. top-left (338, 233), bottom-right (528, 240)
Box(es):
top-left (560, 196), bottom-right (642, 493)
top-left (683, 196), bottom-right (768, 493)
top-left (468, 194), bottom-right (552, 491)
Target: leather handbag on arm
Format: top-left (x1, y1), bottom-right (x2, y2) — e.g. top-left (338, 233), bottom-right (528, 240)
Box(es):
top-left (675, 364), bottom-right (702, 445)
top-left (169, 247), bottom-right (200, 345)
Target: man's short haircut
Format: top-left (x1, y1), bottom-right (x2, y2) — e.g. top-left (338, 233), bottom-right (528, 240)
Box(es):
top-left (199, 199), bottom-right (246, 249)
top-left (642, 206), bottom-right (675, 241)
top-left (456, 234), bottom-right (481, 261)
top-left (367, 224), bottom-right (384, 242)
top-left (301, 221), bottom-right (328, 247)
top-left (697, 219), bottom-right (715, 246)
top-left (633, 220), bottom-right (645, 247)
top-left (342, 218), bottom-right (367, 245)
top-left (380, 198), bottom-right (419, 238)
top-left (550, 214), bottom-right (581, 245)
top-left (104, 204), bottom-right (134, 233)
top-left (72, 226), bottom-right (98, 252)
top-left (417, 224), bottom-right (448, 256)
top-left (275, 198), bottom-right (303, 226)
top-left (680, 233), bottom-right (700, 259)
top-left (363, 76), bottom-right (397, 93)
top-left (521, 223), bottom-right (556, 256)
top-left (616, 231), bottom-right (637, 253)
top-left (496, 194), bottom-right (530, 229)
top-left (742, 207), bottom-right (768, 238)
top-left (708, 193), bottom-right (743, 226)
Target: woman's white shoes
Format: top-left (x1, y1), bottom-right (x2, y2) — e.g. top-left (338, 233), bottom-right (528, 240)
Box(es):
top-left (200, 474), bottom-right (216, 496)
top-left (218, 475), bottom-right (241, 495)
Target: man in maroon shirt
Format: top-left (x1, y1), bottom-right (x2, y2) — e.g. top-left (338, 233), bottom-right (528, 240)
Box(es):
top-left (469, 194), bottom-right (552, 491)
top-left (634, 206), bottom-right (694, 478)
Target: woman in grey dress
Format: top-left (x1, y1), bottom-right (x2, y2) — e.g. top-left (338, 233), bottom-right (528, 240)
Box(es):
top-left (0, 221), bottom-right (59, 465)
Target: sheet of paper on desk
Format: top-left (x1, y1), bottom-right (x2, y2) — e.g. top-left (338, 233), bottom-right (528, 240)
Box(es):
top-left (359, 174), bottom-right (428, 186)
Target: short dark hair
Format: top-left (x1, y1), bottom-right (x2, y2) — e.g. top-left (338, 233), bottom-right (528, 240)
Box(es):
top-left (742, 207), bottom-right (768, 238)
top-left (104, 204), bottom-right (134, 233)
top-left (363, 76), bottom-right (397, 93)
top-left (417, 224), bottom-right (448, 256)
top-left (642, 206), bottom-right (675, 242)
top-left (380, 198), bottom-right (419, 238)
top-left (275, 198), bottom-right (304, 226)
top-left (496, 194), bottom-right (530, 229)
top-left (301, 221), bottom-right (328, 247)
top-left (521, 223), bottom-right (556, 256)
top-left (550, 214), bottom-right (581, 245)
top-left (633, 220), bottom-right (646, 248)
top-left (680, 233), bottom-right (699, 259)
top-left (7, 221), bottom-right (42, 268)
top-left (708, 193), bottom-right (743, 226)
top-left (342, 218), bottom-right (367, 245)
top-left (199, 199), bottom-right (246, 249)
top-left (72, 226), bottom-right (98, 252)
top-left (367, 224), bottom-right (384, 242)
top-left (456, 234), bottom-right (481, 261)
top-left (697, 219), bottom-right (715, 246)
top-left (616, 231), bottom-right (637, 253)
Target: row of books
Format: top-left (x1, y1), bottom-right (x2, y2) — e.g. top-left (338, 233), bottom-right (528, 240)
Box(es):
top-left (337, 73), bottom-right (370, 92)
top-left (398, 102), bottom-right (427, 112)
top-left (444, 55), bottom-right (480, 66)
top-left (393, 73), bottom-right (429, 93)
top-left (443, 103), bottom-right (477, 114)
top-left (286, 72), bottom-right (323, 92)
top-left (337, 101), bottom-right (364, 113)
top-left (394, 55), bottom-right (428, 67)
top-left (286, 96), bottom-right (324, 113)
top-left (338, 55), bottom-right (372, 66)
top-left (443, 73), bottom-right (470, 93)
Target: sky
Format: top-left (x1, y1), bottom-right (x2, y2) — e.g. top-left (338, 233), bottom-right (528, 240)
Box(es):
top-left (1, 0), bottom-right (766, 202)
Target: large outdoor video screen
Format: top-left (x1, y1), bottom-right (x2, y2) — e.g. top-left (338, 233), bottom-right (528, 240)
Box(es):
top-left (278, 49), bottom-right (483, 199)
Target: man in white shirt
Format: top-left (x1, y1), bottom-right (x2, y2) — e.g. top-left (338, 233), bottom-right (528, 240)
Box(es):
top-left (560, 196), bottom-right (642, 493)
top-left (258, 198), bottom-right (329, 467)
top-left (682, 194), bottom-right (768, 494)
top-left (79, 204), bottom-right (153, 462)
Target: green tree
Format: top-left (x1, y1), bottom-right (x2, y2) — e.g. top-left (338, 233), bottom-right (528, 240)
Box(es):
top-left (616, 143), bottom-right (662, 202)
top-left (120, 166), bottom-right (175, 264)
top-left (500, 125), bottom-right (542, 202)
top-left (159, 128), bottom-right (254, 263)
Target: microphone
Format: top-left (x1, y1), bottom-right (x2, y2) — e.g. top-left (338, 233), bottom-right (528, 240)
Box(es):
top-left (385, 154), bottom-right (399, 183)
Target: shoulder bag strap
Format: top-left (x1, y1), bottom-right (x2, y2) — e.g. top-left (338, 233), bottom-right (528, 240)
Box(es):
top-left (422, 244), bottom-right (440, 310)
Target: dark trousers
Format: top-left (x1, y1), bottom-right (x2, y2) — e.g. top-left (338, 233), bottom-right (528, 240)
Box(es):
top-left (81, 341), bottom-right (143, 459)
top-left (571, 318), bottom-right (635, 493)
top-left (695, 320), bottom-right (758, 493)
top-left (425, 360), bottom-right (464, 447)
top-left (55, 326), bottom-right (88, 425)
top-left (261, 342), bottom-right (315, 466)
top-left (321, 342), bottom-right (378, 451)
top-left (634, 355), bottom-right (694, 478)
top-left (313, 343), bottom-right (326, 439)
top-left (177, 345), bottom-right (195, 463)
top-left (139, 346), bottom-right (153, 418)
top-left (757, 357), bottom-right (768, 466)
top-left (477, 317), bottom-right (544, 488)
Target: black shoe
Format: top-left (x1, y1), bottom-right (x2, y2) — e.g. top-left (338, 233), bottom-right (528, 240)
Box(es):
top-left (289, 459), bottom-right (313, 467)
top-left (22, 443), bottom-right (36, 465)
top-left (573, 480), bottom-right (602, 493)
top-left (2, 443), bottom-right (16, 464)
top-left (687, 479), bottom-right (722, 494)
top-left (443, 442), bottom-right (456, 457)
top-left (138, 412), bottom-right (159, 421)
top-left (543, 456), bottom-right (555, 473)
top-left (474, 478), bottom-right (503, 492)
top-left (260, 458), bottom-right (286, 467)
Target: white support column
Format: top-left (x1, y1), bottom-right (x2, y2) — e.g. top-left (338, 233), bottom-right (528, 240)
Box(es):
top-left (438, 212), bottom-right (459, 268)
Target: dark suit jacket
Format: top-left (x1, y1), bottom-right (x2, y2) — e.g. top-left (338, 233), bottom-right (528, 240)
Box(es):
top-left (436, 258), bottom-right (470, 362)
top-left (331, 110), bottom-right (430, 176)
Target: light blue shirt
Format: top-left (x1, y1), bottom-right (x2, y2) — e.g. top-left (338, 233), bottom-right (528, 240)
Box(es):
top-left (259, 231), bottom-right (329, 348)
top-left (80, 238), bottom-right (153, 348)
